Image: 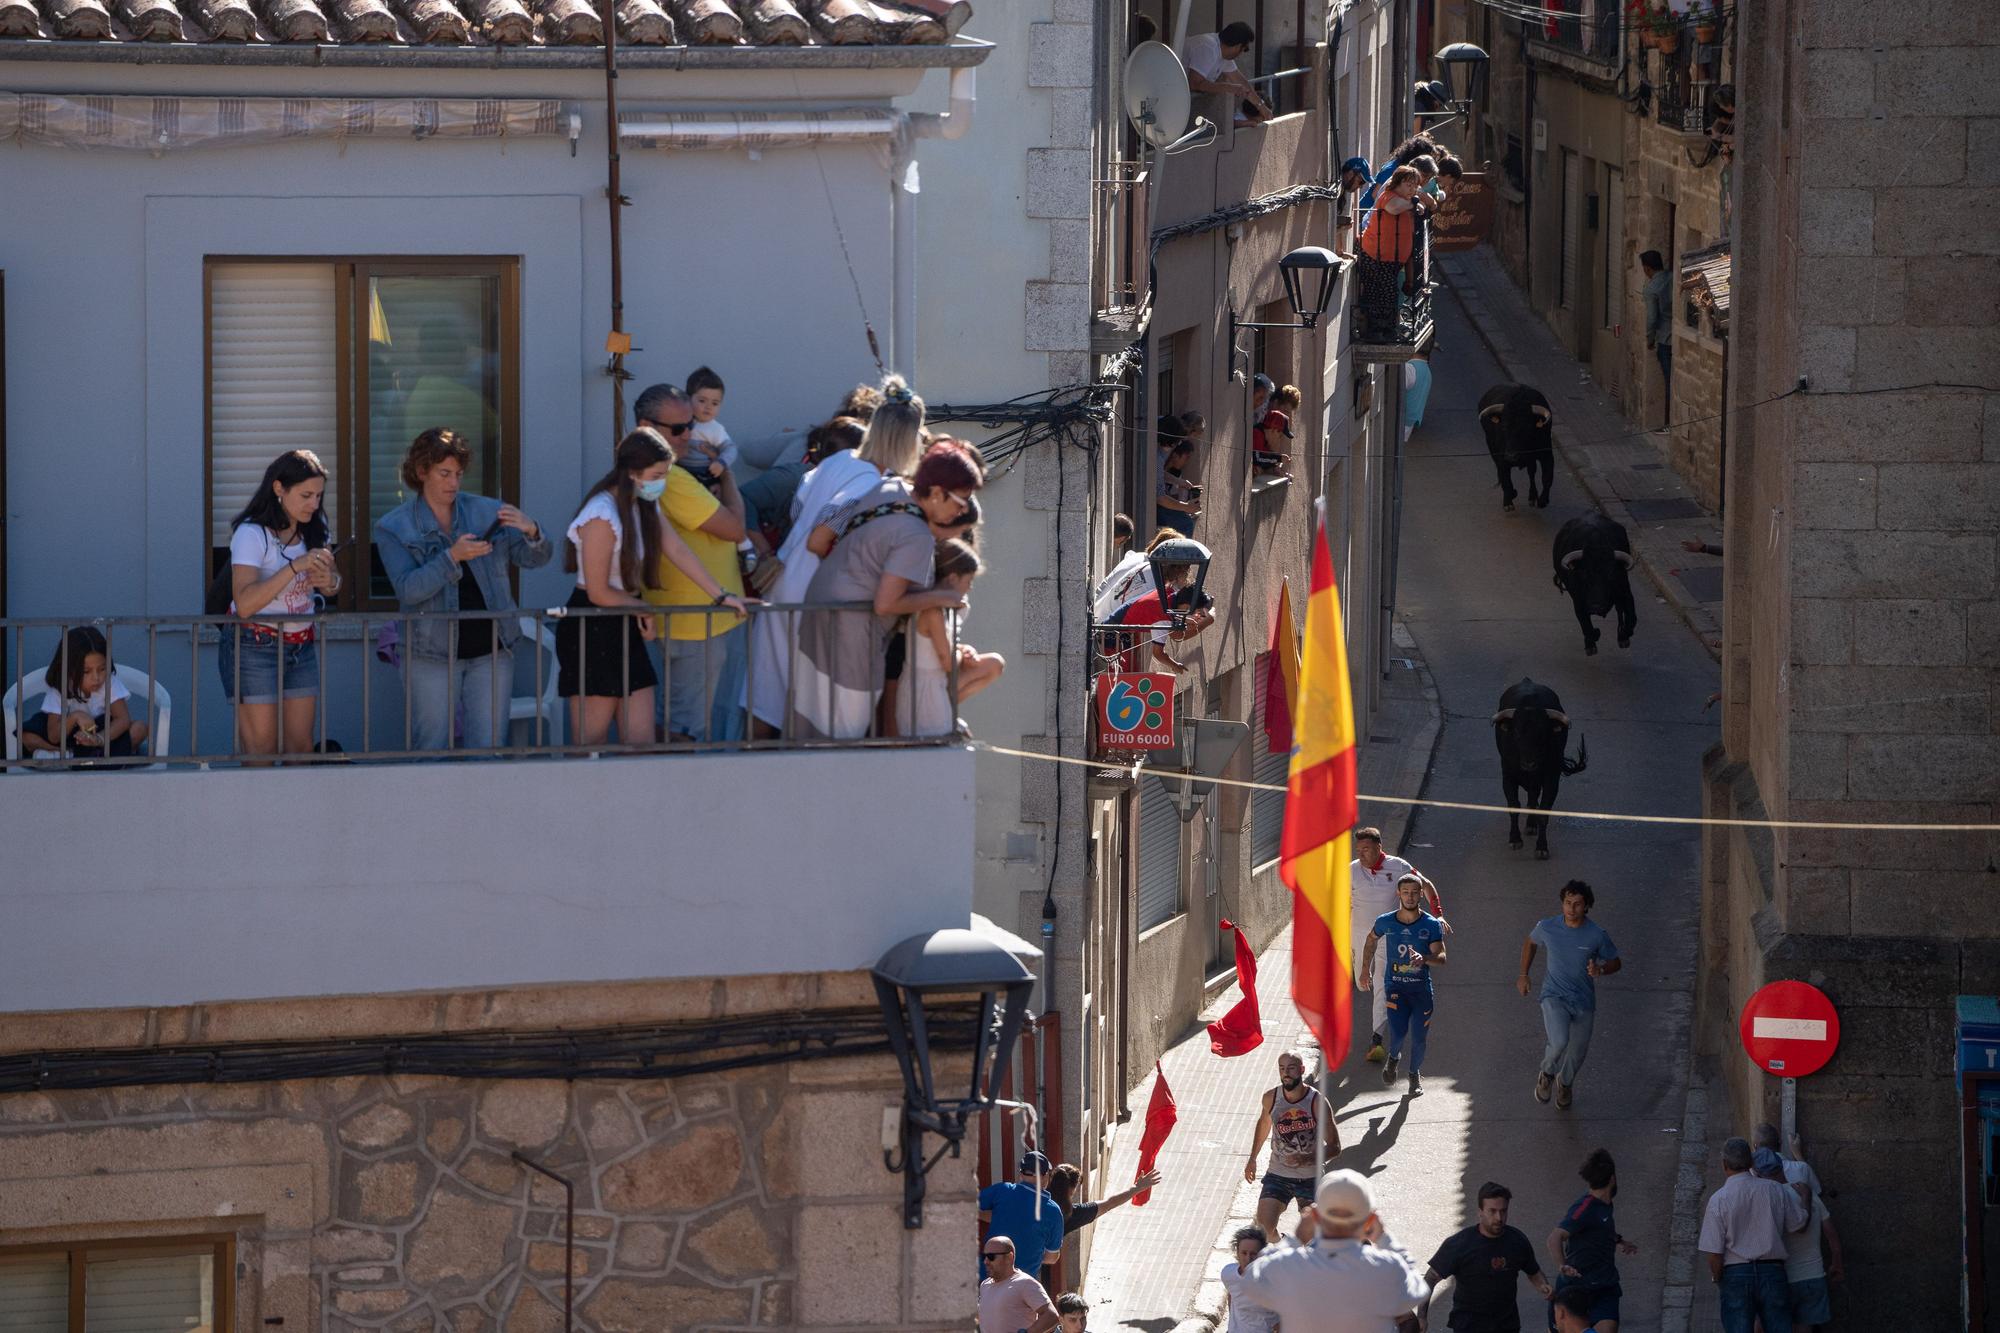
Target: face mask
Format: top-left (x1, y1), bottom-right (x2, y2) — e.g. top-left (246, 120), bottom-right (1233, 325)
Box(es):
top-left (636, 477), bottom-right (667, 502)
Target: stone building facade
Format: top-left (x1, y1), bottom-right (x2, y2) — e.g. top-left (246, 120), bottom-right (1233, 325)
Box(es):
top-left (0, 975), bottom-right (977, 1331)
top-left (1698, 0), bottom-right (2000, 1326)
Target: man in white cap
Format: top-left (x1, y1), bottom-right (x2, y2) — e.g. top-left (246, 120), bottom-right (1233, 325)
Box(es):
top-left (1235, 1168), bottom-right (1429, 1330)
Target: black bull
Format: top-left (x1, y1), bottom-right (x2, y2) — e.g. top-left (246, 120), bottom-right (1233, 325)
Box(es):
top-left (1477, 383), bottom-right (1555, 510)
top-left (1552, 514), bottom-right (1638, 655)
top-left (1493, 678), bottom-right (1587, 859)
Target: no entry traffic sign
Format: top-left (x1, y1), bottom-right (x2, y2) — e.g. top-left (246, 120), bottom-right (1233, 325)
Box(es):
top-left (1739, 980), bottom-right (1840, 1077)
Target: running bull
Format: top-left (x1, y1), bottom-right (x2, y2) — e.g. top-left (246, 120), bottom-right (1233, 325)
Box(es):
top-left (1476, 383), bottom-right (1554, 510)
top-left (1552, 513), bottom-right (1637, 655)
top-left (1492, 678), bottom-right (1587, 860)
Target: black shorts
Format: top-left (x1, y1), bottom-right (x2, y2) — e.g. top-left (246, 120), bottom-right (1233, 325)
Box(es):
top-left (1259, 1172), bottom-right (1315, 1206)
top-left (555, 587), bottom-right (658, 699)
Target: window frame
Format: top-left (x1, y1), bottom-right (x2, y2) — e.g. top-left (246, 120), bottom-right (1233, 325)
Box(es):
top-left (0, 1230), bottom-right (235, 1333)
top-left (202, 255), bottom-right (523, 612)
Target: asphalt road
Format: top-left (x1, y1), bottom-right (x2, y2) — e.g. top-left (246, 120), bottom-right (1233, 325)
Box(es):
top-left (1318, 294), bottom-right (1719, 1332)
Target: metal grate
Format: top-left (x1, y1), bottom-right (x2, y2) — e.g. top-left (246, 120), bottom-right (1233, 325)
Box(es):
top-left (1137, 770), bottom-right (1184, 931)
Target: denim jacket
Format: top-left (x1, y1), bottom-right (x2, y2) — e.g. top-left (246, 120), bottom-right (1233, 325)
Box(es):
top-left (375, 493), bottom-right (553, 660)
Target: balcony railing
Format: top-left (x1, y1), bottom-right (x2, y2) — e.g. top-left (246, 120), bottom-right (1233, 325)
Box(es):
top-left (1653, 35), bottom-right (1714, 134)
top-left (3, 602), bottom-right (966, 770)
top-left (1531, 1), bottom-right (1620, 64)
top-left (1092, 161), bottom-right (1150, 328)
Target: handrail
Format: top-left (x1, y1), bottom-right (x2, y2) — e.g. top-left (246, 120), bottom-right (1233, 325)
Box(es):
top-left (2, 601), bottom-right (965, 771)
top-left (1246, 65), bottom-right (1313, 87)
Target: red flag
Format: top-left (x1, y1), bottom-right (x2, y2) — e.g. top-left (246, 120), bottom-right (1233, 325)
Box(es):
top-left (1132, 1062), bottom-right (1176, 1206)
top-left (1206, 918), bottom-right (1264, 1056)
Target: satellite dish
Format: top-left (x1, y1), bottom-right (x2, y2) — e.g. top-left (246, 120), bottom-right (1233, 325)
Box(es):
top-left (1124, 41), bottom-right (1191, 150)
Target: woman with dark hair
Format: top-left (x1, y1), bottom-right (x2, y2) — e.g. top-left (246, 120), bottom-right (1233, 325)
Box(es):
top-left (219, 449), bottom-right (340, 757)
top-left (790, 437), bottom-right (985, 739)
top-left (559, 427), bottom-right (747, 746)
top-left (376, 427), bottom-right (553, 751)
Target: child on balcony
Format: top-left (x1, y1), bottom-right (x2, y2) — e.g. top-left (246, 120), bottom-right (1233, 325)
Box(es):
top-left (1156, 413), bottom-right (1204, 537)
top-left (685, 365), bottom-right (760, 576)
top-left (1254, 384), bottom-right (1301, 475)
top-left (896, 537), bottom-right (1005, 737)
top-left (19, 626), bottom-right (149, 760)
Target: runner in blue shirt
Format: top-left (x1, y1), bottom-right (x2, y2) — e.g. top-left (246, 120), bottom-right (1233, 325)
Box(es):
top-left (1518, 880), bottom-right (1622, 1109)
top-left (1544, 1147), bottom-right (1635, 1332)
top-left (1361, 872), bottom-right (1448, 1096)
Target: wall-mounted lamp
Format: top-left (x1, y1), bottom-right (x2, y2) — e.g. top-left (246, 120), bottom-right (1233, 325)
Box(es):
top-left (1416, 42), bottom-right (1491, 132)
top-left (1228, 246), bottom-right (1344, 382)
top-left (873, 929), bottom-right (1036, 1229)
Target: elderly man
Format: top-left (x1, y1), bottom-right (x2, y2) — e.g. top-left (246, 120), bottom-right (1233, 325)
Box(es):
top-left (1235, 1169), bottom-right (1428, 1330)
top-left (1179, 21), bottom-right (1272, 122)
top-left (1697, 1139), bottom-right (1810, 1333)
top-left (978, 1235), bottom-right (1059, 1333)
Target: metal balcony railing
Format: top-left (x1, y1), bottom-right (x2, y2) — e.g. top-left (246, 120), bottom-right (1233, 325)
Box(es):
top-left (1093, 162), bottom-right (1150, 314)
top-left (1533, 1), bottom-right (1620, 63)
top-left (2, 602), bottom-right (966, 770)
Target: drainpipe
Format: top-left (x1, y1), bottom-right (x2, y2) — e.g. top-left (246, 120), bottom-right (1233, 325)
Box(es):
top-left (895, 66), bottom-right (978, 374)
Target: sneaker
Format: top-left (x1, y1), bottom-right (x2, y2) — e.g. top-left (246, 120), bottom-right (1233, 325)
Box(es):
top-left (1408, 1070), bottom-right (1423, 1096)
top-left (1535, 1072), bottom-right (1553, 1103)
top-left (1556, 1081), bottom-right (1573, 1109)
top-left (1366, 1035), bottom-right (1386, 1063)
top-left (1382, 1056), bottom-right (1399, 1085)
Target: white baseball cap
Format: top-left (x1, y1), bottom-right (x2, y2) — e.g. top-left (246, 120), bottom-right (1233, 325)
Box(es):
top-left (1316, 1169), bottom-right (1375, 1223)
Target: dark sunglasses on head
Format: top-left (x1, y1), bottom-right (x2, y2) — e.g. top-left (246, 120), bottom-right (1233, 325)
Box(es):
top-left (644, 418), bottom-right (694, 436)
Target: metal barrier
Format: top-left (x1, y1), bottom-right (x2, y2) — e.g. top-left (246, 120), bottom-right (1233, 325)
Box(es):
top-left (2, 601), bottom-right (965, 770)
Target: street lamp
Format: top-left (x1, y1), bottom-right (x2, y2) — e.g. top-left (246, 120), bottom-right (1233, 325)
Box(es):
top-left (1229, 245), bottom-right (1344, 381)
top-left (1148, 536), bottom-right (1212, 631)
top-left (1420, 42), bottom-right (1490, 131)
top-left (873, 928), bottom-right (1036, 1229)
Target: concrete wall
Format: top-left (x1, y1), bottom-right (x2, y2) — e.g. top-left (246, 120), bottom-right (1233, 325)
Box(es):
top-left (1701, 2), bottom-right (2000, 1325)
top-left (0, 745), bottom-right (974, 1011)
top-left (0, 974), bottom-right (976, 1331)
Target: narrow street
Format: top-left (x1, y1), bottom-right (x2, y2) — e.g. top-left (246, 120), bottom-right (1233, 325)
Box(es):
top-left (1087, 290), bottom-right (1719, 1332)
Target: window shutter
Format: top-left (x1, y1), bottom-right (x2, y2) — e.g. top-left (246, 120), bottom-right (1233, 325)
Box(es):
top-left (1250, 654), bottom-right (1290, 867)
top-left (83, 1251), bottom-right (213, 1332)
top-left (1136, 775), bottom-right (1183, 932)
top-left (0, 1256), bottom-right (69, 1332)
top-left (209, 263), bottom-right (341, 546)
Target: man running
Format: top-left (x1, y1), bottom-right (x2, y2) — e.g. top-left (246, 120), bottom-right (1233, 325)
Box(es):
top-left (1546, 1148), bottom-right (1636, 1332)
top-left (1517, 879), bottom-right (1621, 1108)
top-left (1420, 1181), bottom-right (1552, 1333)
top-left (1243, 1050), bottom-right (1338, 1235)
top-left (1351, 827), bottom-right (1446, 1062)
top-left (1361, 873), bottom-right (1448, 1096)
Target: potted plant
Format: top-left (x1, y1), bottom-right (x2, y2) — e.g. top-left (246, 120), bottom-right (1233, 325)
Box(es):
top-left (1626, 0), bottom-right (1677, 51)
top-left (1691, 0), bottom-right (1719, 44)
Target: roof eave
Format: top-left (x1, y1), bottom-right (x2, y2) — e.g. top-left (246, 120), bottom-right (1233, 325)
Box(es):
top-left (0, 33), bottom-right (992, 70)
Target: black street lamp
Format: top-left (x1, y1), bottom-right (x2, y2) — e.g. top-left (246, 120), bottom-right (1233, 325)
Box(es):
top-left (1229, 245), bottom-right (1344, 381)
top-left (1421, 42), bottom-right (1490, 131)
top-left (873, 928), bottom-right (1036, 1229)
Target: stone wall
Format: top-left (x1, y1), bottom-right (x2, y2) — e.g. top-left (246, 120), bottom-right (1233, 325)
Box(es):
top-left (0, 1058), bottom-right (974, 1333)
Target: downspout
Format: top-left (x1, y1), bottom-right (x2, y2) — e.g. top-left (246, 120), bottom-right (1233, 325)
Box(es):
top-left (897, 66), bottom-right (978, 375)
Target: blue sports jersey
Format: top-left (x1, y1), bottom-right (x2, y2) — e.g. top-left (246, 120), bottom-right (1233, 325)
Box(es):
top-left (1372, 909), bottom-right (1445, 989)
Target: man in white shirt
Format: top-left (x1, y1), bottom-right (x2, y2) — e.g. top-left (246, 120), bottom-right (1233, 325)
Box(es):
top-left (1697, 1139), bottom-right (1809, 1333)
top-left (1236, 1169), bottom-right (1428, 1331)
top-left (1349, 827), bottom-right (1445, 1061)
top-left (978, 1235), bottom-right (1059, 1333)
top-left (1179, 22), bottom-right (1272, 121)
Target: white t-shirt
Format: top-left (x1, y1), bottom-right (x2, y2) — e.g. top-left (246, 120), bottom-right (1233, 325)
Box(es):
top-left (566, 492), bottom-right (629, 592)
top-left (40, 674), bottom-right (129, 721)
top-left (1782, 1191), bottom-right (1828, 1281)
top-left (229, 524), bottom-right (317, 632)
top-left (1181, 31), bottom-right (1237, 82)
top-left (1220, 1259), bottom-right (1281, 1333)
top-left (1351, 853), bottom-right (1416, 934)
top-left (688, 418), bottom-right (739, 471)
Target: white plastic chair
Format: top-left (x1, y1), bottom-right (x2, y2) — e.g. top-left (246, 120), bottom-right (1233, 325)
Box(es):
top-left (4, 664), bottom-right (173, 767)
top-left (510, 617), bottom-right (563, 747)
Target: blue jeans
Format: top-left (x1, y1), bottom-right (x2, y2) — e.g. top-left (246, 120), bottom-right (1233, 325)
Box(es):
top-left (1385, 986), bottom-right (1433, 1071)
top-left (1540, 998), bottom-right (1596, 1084)
top-left (409, 649), bottom-right (510, 751)
top-left (217, 629), bottom-right (319, 705)
top-left (652, 624), bottom-right (747, 741)
top-left (1718, 1261), bottom-right (1791, 1333)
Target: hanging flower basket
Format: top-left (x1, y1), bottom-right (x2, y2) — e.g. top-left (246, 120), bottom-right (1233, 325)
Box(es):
top-left (1652, 25), bottom-right (1679, 53)
top-left (1693, 20), bottom-right (1717, 41)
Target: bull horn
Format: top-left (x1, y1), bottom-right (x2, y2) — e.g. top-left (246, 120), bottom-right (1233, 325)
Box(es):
top-left (1531, 405), bottom-right (1551, 423)
top-left (1478, 404), bottom-right (1504, 420)
top-left (1547, 710), bottom-right (1569, 726)
top-left (1559, 550), bottom-right (1583, 568)
top-left (1491, 708), bottom-right (1516, 723)
top-left (1613, 551), bottom-right (1633, 567)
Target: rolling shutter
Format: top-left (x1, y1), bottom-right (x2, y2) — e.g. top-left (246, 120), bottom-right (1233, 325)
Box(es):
top-left (1250, 655), bottom-right (1290, 867)
top-left (208, 263), bottom-right (341, 545)
top-left (1136, 774), bottom-right (1183, 932)
top-left (0, 1256), bottom-right (68, 1332)
top-left (83, 1250), bottom-right (213, 1331)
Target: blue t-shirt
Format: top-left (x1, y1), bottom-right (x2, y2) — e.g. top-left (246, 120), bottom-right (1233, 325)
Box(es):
top-left (1531, 915), bottom-right (1620, 1011)
top-left (1556, 1193), bottom-right (1621, 1292)
top-left (1372, 909), bottom-right (1445, 990)
top-left (978, 1180), bottom-right (1065, 1278)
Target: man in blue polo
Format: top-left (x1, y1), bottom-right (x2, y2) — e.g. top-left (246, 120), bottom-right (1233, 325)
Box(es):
top-left (980, 1152), bottom-right (1067, 1287)
top-left (1362, 872), bottom-right (1448, 1096)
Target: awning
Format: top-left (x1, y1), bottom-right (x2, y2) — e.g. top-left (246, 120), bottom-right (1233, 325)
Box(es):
top-left (1679, 240), bottom-right (1730, 335)
top-left (0, 92), bottom-right (576, 151)
top-left (617, 107), bottom-right (903, 150)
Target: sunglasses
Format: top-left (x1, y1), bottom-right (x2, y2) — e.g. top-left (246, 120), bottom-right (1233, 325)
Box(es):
top-left (982, 1249), bottom-right (1011, 1258)
top-left (644, 418), bottom-right (694, 436)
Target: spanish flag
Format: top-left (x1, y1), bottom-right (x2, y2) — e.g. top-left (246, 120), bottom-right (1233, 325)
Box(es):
top-left (1278, 500), bottom-right (1359, 1065)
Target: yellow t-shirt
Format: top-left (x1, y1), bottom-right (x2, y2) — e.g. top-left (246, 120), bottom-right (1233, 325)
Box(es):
top-left (644, 469), bottom-right (744, 640)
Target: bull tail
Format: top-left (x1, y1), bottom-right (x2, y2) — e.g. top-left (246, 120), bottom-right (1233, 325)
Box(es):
top-left (1563, 735), bottom-right (1588, 776)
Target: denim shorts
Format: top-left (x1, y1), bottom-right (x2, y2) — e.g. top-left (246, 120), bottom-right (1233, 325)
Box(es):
top-left (1788, 1276), bottom-right (1831, 1324)
top-left (218, 629), bottom-right (320, 705)
top-left (1259, 1172), bottom-right (1316, 1205)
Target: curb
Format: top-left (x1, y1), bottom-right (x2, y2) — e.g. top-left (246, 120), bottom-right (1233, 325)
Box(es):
top-left (1436, 260), bottom-right (1724, 665)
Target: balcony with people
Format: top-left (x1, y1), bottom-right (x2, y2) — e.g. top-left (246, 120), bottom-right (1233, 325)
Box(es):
top-left (1346, 144), bottom-right (1451, 362)
top-left (0, 377), bottom-right (997, 1016)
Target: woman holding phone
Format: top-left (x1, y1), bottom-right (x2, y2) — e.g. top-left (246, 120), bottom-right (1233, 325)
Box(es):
top-left (378, 428), bottom-right (554, 752)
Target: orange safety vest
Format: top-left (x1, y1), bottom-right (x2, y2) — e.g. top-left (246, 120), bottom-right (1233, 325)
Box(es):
top-left (1359, 202), bottom-right (1416, 264)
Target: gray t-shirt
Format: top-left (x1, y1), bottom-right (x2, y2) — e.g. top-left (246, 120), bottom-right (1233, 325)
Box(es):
top-left (1531, 915), bottom-right (1620, 1011)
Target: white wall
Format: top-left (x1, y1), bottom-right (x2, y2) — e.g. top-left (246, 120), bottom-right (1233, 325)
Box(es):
top-left (0, 745), bottom-right (975, 1011)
